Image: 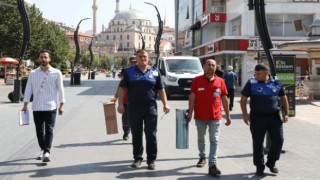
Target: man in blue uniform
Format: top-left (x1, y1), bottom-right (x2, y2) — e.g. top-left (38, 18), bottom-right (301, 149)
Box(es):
top-left (117, 49), bottom-right (170, 170)
top-left (240, 64), bottom-right (289, 176)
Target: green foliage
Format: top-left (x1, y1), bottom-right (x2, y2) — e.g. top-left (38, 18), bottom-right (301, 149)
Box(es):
top-left (0, 0), bottom-right (69, 64)
top-left (60, 62), bottom-right (67, 70)
top-left (121, 58), bottom-right (128, 67)
top-left (51, 62), bottom-right (57, 68)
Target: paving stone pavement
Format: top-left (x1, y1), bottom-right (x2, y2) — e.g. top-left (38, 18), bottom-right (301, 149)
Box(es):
top-left (0, 74), bottom-right (319, 180)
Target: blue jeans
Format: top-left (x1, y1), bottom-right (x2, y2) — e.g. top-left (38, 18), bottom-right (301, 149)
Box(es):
top-left (195, 120), bottom-right (221, 167)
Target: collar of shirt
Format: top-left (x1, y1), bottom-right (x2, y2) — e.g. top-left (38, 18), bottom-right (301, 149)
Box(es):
top-left (36, 66), bottom-right (54, 73)
top-left (200, 74), bottom-right (217, 82)
top-left (134, 65), bottom-right (152, 74)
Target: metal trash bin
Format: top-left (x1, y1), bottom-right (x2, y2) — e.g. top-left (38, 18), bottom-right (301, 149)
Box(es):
top-left (176, 109), bottom-right (189, 149)
top-left (91, 71), bottom-right (95, 79)
top-left (74, 72), bottom-right (81, 85)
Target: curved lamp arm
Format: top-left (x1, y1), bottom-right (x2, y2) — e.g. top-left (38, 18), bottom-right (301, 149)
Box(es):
top-left (144, 2), bottom-right (163, 67)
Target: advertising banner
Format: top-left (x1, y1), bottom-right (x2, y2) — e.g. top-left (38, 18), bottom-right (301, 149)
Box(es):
top-left (274, 56), bottom-right (296, 116)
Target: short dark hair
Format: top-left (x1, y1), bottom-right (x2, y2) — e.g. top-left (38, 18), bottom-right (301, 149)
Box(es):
top-left (39, 50), bottom-right (51, 57)
top-left (136, 49), bottom-right (148, 55)
top-left (255, 64), bottom-right (269, 71)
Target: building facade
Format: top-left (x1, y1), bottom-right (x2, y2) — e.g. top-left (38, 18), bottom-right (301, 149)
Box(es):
top-left (175, 0), bottom-right (320, 89)
top-left (95, 8), bottom-right (157, 57)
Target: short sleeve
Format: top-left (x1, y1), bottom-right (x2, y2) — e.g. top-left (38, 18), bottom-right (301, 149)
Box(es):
top-left (119, 69), bottom-right (129, 88)
top-left (278, 85), bottom-right (286, 96)
top-left (155, 69), bottom-right (164, 90)
top-left (191, 77), bottom-right (197, 94)
top-left (220, 79), bottom-right (228, 96)
top-left (241, 80), bottom-right (252, 97)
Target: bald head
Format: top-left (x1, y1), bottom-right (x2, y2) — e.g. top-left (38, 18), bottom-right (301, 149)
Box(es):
top-left (203, 59), bottom-right (217, 76)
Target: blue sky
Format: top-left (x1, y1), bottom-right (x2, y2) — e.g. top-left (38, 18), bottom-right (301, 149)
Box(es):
top-left (29, 0), bottom-right (175, 33)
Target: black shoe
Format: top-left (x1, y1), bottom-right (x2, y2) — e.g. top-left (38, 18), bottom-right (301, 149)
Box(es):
top-left (131, 159), bottom-right (142, 168)
top-left (123, 134), bottom-right (129, 141)
top-left (256, 165), bottom-right (265, 177)
top-left (266, 163), bottom-right (279, 173)
top-left (208, 165), bottom-right (221, 176)
top-left (147, 161), bottom-right (155, 170)
top-left (256, 168), bottom-right (265, 176)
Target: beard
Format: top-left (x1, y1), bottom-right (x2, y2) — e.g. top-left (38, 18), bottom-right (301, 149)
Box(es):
top-left (40, 61), bottom-right (49, 66)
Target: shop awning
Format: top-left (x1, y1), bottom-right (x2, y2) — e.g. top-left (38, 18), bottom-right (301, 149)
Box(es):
top-left (0, 57), bottom-right (19, 65)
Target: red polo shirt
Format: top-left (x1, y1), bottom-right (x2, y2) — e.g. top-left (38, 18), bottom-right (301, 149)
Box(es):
top-left (191, 74), bottom-right (228, 120)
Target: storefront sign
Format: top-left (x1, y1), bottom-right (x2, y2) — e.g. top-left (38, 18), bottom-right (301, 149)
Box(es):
top-left (202, 15), bottom-right (209, 27)
top-left (209, 13), bottom-right (226, 23)
top-left (274, 56), bottom-right (296, 116)
top-left (248, 38), bottom-right (287, 50)
top-left (207, 44), bottom-right (214, 54)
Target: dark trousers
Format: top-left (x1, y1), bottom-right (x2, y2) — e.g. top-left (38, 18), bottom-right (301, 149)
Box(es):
top-left (128, 102), bottom-right (157, 163)
top-left (122, 104), bottom-right (130, 135)
top-left (33, 110), bottom-right (57, 153)
top-left (227, 88), bottom-right (235, 109)
top-left (250, 112), bottom-right (284, 168)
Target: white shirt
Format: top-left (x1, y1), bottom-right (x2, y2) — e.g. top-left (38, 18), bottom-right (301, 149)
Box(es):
top-left (23, 66), bottom-right (66, 111)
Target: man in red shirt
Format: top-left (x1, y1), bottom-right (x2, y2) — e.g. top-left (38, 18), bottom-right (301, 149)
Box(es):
top-left (186, 59), bottom-right (231, 176)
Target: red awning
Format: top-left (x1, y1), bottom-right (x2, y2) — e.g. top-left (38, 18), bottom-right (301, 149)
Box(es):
top-left (0, 57), bottom-right (19, 65)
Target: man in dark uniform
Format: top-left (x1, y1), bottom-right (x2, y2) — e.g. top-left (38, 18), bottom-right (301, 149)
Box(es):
top-left (117, 49), bottom-right (170, 170)
top-left (240, 64), bottom-right (289, 176)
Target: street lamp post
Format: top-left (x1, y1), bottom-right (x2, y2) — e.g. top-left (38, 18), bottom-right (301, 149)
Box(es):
top-left (15, 0), bottom-right (31, 102)
top-left (144, 2), bottom-right (163, 67)
top-left (1, 1), bottom-right (31, 102)
top-left (71, 18), bottom-right (90, 85)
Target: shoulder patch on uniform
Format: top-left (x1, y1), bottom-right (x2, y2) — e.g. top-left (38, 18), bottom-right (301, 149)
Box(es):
top-left (250, 79), bottom-right (258, 84)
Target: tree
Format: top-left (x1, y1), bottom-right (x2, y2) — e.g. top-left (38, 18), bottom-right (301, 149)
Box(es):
top-left (121, 57), bottom-right (128, 68)
top-left (0, 0), bottom-right (69, 65)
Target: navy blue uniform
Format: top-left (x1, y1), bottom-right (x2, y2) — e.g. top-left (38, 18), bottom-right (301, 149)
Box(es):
top-left (120, 65), bottom-right (164, 163)
top-left (241, 76), bottom-right (285, 168)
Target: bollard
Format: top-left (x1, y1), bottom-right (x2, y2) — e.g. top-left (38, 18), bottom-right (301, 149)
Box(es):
top-left (176, 109), bottom-right (189, 149)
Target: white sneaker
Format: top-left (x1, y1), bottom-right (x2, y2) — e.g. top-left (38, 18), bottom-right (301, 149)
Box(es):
top-left (42, 152), bottom-right (50, 162)
top-left (36, 151), bottom-right (44, 160)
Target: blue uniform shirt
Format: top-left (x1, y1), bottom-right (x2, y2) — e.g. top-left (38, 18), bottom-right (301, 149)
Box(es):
top-left (120, 65), bottom-right (164, 103)
top-left (241, 76), bottom-right (285, 114)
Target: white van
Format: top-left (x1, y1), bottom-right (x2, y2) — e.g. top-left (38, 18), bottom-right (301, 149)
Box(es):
top-left (158, 56), bottom-right (204, 98)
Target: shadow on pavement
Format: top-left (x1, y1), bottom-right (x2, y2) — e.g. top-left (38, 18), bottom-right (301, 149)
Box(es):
top-left (0, 157), bottom-right (277, 179)
top-left (219, 153), bottom-right (252, 159)
top-left (54, 139), bottom-right (130, 148)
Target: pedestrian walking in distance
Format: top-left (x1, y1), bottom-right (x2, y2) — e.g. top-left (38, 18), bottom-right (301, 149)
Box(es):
top-left (117, 49), bottom-right (170, 170)
top-left (22, 50), bottom-right (65, 162)
top-left (240, 64), bottom-right (289, 176)
top-left (186, 59), bottom-right (231, 176)
top-left (223, 66), bottom-right (238, 111)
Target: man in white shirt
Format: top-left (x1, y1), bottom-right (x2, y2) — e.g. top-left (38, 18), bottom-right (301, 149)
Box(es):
top-left (22, 50), bottom-right (65, 162)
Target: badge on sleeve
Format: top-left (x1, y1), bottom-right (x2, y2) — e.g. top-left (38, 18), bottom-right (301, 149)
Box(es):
top-left (152, 71), bottom-right (158, 76)
top-left (257, 87), bottom-right (262, 92)
top-left (272, 86), bottom-right (277, 93)
top-left (134, 73), bottom-right (139, 77)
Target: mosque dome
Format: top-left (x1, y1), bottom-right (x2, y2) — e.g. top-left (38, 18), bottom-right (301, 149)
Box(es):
top-left (113, 8), bottom-right (147, 20)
